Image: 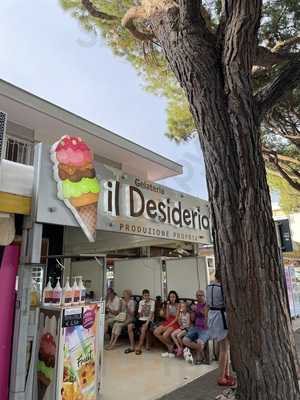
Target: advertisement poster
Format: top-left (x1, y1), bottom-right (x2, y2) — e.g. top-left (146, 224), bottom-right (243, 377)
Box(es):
top-left (61, 305), bottom-right (98, 400)
top-left (37, 309), bottom-right (59, 400)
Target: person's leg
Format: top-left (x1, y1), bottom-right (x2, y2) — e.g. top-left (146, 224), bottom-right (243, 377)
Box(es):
top-left (182, 330), bottom-right (202, 363)
top-left (195, 340), bottom-right (205, 363)
top-left (127, 323), bottom-right (135, 350)
top-left (145, 322), bottom-right (153, 351)
top-left (154, 325), bottom-right (168, 346)
top-left (106, 325), bottom-right (116, 348)
top-left (171, 329), bottom-right (181, 350)
top-left (218, 337), bottom-right (229, 382)
top-left (154, 325), bottom-right (165, 339)
top-left (182, 335), bottom-right (192, 349)
top-left (177, 330), bottom-right (186, 348)
top-left (104, 319), bottom-right (109, 335)
top-left (162, 327), bottom-right (175, 352)
top-left (105, 318), bottom-right (114, 341)
top-left (108, 322), bottom-right (123, 349)
top-left (136, 322), bottom-right (148, 351)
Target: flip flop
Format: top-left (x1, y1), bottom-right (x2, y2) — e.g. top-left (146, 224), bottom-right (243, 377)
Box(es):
top-left (124, 348), bottom-right (134, 354)
top-left (135, 350), bottom-right (142, 355)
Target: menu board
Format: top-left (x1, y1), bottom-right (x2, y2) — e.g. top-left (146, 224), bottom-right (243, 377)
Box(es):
top-left (62, 308), bottom-right (83, 328)
top-left (61, 305), bottom-right (98, 400)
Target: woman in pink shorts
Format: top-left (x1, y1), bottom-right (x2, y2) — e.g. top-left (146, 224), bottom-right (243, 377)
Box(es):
top-left (154, 291), bottom-right (180, 357)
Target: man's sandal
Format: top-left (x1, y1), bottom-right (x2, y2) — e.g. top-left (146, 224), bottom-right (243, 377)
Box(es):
top-left (124, 348), bottom-right (134, 354)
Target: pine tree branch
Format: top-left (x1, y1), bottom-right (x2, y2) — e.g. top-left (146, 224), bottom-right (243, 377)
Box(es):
top-left (262, 147), bottom-right (300, 167)
top-left (264, 152), bottom-right (300, 192)
top-left (274, 163), bottom-right (300, 192)
top-left (272, 35), bottom-right (300, 55)
top-left (122, 7), bottom-right (155, 41)
top-left (290, 167), bottom-right (300, 180)
top-left (256, 56), bottom-right (300, 118)
top-left (255, 46), bottom-right (287, 67)
top-left (81, 0), bottom-right (118, 21)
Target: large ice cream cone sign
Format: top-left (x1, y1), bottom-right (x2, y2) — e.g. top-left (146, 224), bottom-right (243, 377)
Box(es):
top-left (50, 136), bottom-right (100, 242)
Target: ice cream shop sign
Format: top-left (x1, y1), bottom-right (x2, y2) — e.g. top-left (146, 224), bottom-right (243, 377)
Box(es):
top-left (35, 136), bottom-right (211, 244)
top-left (50, 136), bottom-right (100, 242)
top-left (103, 180), bottom-right (210, 243)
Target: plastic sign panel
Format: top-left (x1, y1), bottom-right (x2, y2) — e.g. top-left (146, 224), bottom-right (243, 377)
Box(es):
top-left (50, 136), bottom-right (100, 242)
top-left (36, 142), bottom-right (211, 244)
top-left (62, 305), bottom-right (98, 400)
top-left (37, 309), bottom-right (60, 400)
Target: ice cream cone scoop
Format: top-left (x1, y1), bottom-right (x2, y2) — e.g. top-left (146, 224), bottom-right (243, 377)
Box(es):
top-left (50, 136), bottom-right (100, 242)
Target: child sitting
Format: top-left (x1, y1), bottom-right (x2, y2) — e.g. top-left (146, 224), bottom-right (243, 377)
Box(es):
top-left (171, 302), bottom-right (191, 357)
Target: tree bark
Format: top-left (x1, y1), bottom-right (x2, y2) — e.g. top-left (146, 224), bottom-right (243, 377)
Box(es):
top-left (148, 3), bottom-right (300, 400)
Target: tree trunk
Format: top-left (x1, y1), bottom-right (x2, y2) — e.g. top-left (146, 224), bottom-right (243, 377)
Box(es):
top-left (149, 5), bottom-right (300, 400)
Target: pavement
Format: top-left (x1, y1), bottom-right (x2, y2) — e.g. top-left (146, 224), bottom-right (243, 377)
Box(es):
top-left (158, 319), bottom-right (300, 400)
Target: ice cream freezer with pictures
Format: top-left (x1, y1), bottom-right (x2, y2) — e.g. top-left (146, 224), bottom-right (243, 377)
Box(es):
top-left (35, 302), bottom-right (105, 400)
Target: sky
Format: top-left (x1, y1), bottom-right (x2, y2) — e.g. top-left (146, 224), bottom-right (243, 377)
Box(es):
top-left (0, 0), bottom-right (207, 199)
top-left (0, 0), bottom-right (278, 204)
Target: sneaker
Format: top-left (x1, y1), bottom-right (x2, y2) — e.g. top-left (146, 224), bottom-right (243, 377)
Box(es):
top-left (161, 352), bottom-right (169, 358)
top-left (168, 353), bottom-right (175, 358)
top-left (183, 347), bottom-right (193, 363)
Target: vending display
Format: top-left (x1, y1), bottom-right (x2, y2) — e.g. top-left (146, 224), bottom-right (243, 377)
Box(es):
top-left (36, 302), bottom-right (105, 400)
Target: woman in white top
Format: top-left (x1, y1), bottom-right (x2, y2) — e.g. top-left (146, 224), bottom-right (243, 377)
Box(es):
top-left (106, 289), bottom-right (135, 350)
top-left (105, 288), bottom-right (121, 336)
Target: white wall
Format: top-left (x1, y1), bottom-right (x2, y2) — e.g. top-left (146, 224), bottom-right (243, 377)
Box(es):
top-left (114, 258), bottom-right (162, 298)
top-left (113, 256), bottom-right (208, 301)
top-left (0, 160), bottom-right (33, 196)
top-left (166, 257), bottom-right (207, 299)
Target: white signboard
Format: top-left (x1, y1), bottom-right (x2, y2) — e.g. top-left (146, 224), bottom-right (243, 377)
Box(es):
top-left (35, 144), bottom-right (211, 244)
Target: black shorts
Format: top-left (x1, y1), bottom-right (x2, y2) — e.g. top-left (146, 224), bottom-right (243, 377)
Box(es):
top-left (135, 319), bottom-right (151, 330)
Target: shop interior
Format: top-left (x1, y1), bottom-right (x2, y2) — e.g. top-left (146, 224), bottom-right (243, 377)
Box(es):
top-left (40, 224), bottom-right (215, 400)
top-left (8, 214), bottom-right (216, 400)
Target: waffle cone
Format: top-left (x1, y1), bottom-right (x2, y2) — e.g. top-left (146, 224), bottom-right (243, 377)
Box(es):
top-left (75, 203), bottom-right (98, 242)
top-left (37, 371), bottom-right (51, 399)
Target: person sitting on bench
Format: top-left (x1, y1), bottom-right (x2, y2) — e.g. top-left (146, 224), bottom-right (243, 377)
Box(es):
top-left (183, 290), bottom-right (209, 364)
top-left (124, 289), bottom-right (155, 355)
top-left (106, 289), bottom-right (135, 350)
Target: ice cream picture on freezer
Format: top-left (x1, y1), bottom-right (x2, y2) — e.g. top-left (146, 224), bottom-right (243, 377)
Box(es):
top-left (50, 136), bottom-right (100, 242)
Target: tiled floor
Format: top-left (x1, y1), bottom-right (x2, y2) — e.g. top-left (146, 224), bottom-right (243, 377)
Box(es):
top-left (101, 344), bottom-right (217, 400)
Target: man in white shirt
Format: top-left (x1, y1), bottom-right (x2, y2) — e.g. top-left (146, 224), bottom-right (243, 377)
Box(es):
top-left (125, 289), bottom-right (155, 355)
top-left (105, 287), bottom-right (121, 335)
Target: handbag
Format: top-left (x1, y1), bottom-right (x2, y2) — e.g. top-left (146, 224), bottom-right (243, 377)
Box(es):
top-left (114, 312), bottom-right (126, 322)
